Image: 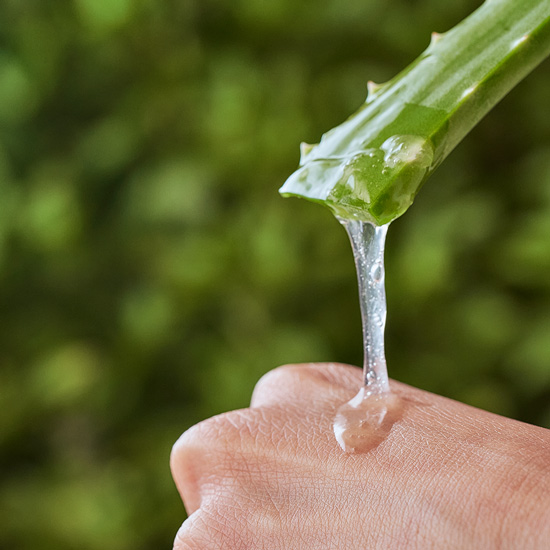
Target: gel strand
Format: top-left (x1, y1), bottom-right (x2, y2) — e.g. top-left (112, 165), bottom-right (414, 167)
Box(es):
top-left (333, 219), bottom-right (402, 453)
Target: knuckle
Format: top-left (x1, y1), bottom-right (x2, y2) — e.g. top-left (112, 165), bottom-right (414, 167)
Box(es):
top-left (171, 410), bottom-right (263, 489)
top-left (251, 363), bottom-right (339, 407)
top-left (172, 409), bottom-right (257, 460)
top-left (171, 418), bottom-right (222, 466)
top-left (253, 363), bottom-right (314, 394)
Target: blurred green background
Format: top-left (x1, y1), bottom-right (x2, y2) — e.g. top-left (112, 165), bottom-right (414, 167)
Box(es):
top-left (1, 0), bottom-right (550, 548)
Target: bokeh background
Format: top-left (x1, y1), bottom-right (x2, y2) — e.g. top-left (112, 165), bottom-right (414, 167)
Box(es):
top-left (1, 0), bottom-right (550, 548)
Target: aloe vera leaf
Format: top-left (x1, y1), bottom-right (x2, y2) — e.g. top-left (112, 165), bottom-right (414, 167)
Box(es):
top-left (279, 0), bottom-right (550, 225)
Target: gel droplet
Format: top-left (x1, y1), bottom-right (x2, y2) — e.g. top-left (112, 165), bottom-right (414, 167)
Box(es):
top-left (381, 135), bottom-right (433, 170)
top-left (334, 388), bottom-right (403, 453)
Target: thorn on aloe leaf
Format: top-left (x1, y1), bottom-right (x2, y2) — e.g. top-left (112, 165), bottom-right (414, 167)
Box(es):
top-left (510, 34), bottom-right (529, 50)
top-left (460, 84), bottom-right (478, 100)
top-left (430, 32), bottom-right (443, 46)
top-left (300, 142), bottom-right (316, 163)
top-left (367, 80), bottom-right (384, 101)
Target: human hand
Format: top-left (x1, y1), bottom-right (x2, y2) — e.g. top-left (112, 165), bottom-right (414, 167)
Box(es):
top-left (171, 363), bottom-right (550, 549)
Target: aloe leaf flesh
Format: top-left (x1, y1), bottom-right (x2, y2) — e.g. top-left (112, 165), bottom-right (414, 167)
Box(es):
top-left (279, 0), bottom-right (550, 225)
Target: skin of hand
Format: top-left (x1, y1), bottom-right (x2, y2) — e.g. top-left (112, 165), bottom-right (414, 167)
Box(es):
top-left (171, 363), bottom-right (550, 549)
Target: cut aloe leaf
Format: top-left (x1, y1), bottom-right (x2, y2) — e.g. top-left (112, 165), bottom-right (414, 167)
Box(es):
top-left (280, 0), bottom-right (550, 225)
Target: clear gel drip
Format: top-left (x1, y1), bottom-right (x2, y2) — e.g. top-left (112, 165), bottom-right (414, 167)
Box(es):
top-left (333, 219), bottom-right (402, 453)
top-left (342, 219), bottom-right (390, 392)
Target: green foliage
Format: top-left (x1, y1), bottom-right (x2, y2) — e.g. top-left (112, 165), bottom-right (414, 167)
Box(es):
top-left (0, 1), bottom-right (549, 549)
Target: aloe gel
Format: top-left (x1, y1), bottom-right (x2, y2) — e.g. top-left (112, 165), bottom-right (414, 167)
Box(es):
top-left (280, 0), bottom-right (550, 452)
top-left (333, 220), bottom-right (403, 453)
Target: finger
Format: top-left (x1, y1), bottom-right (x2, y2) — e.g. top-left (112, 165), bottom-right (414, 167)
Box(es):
top-left (250, 362), bottom-right (362, 409)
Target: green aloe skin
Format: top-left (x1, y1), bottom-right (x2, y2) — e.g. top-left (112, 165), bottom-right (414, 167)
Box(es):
top-left (280, 0), bottom-right (550, 225)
